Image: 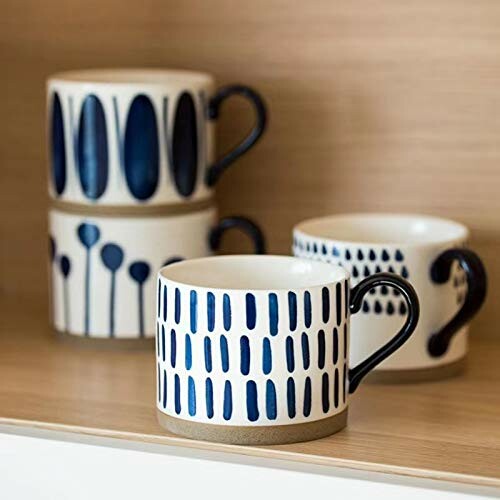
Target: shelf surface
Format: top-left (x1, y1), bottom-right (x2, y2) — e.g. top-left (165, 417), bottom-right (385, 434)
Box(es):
top-left (0, 295), bottom-right (499, 488)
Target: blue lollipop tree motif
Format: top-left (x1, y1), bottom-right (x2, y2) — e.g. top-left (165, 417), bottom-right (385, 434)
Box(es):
top-left (128, 261), bottom-right (151, 337)
top-left (100, 243), bottom-right (124, 337)
top-left (59, 255), bottom-right (71, 332)
top-left (77, 222), bottom-right (101, 335)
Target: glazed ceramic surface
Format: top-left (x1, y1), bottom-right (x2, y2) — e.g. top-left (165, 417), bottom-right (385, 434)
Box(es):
top-left (47, 69), bottom-right (266, 207)
top-left (49, 208), bottom-right (263, 339)
top-left (155, 255), bottom-right (418, 444)
top-left (293, 214), bottom-right (487, 372)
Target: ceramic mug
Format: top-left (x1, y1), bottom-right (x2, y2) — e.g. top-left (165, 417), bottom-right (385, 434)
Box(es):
top-left (155, 255), bottom-right (419, 445)
top-left (293, 214), bottom-right (487, 382)
top-left (49, 208), bottom-right (265, 342)
top-left (47, 69), bottom-right (267, 208)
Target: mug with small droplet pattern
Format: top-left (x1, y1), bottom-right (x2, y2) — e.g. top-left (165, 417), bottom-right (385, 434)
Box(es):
top-left (155, 255), bottom-right (419, 444)
top-left (293, 213), bottom-right (487, 382)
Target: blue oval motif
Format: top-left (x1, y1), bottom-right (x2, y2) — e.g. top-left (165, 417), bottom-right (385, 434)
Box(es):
top-left (78, 95), bottom-right (108, 200)
top-left (172, 92), bottom-right (198, 197)
top-left (124, 94), bottom-right (159, 200)
top-left (50, 92), bottom-right (66, 195)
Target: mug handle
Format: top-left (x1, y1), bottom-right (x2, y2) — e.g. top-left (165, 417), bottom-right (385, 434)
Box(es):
top-left (427, 249), bottom-right (487, 357)
top-left (205, 85), bottom-right (267, 186)
top-left (208, 216), bottom-right (266, 254)
top-left (348, 273), bottom-right (420, 393)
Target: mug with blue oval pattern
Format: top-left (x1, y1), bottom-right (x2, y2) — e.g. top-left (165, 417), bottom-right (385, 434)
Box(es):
top-left (49, 208), bottom-right (265, 343)
top-left (47, 69), bottom-right (267, 208)
top-left (156, 255), bottom-right (419, 444)
top-left (293, 214), bottom-right (487, 382)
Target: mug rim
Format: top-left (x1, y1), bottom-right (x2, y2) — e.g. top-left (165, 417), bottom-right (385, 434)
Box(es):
top-left (48, 68), bottom-right (215, 87)
top-left (159, 255), bottom-right (349, 291)
top-left (294, 212), bottom-right (469, 248)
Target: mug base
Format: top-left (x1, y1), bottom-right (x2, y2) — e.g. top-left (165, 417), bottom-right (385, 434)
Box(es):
top-left (365, 357), bottom-right (466, 384)
top-left (156, 409), bottom-right (348, 445)
top-left (54, 328), bottom-right (154, 350)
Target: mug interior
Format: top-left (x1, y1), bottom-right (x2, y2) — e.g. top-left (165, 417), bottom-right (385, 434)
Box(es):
top-left (160, 255), bottom-right (347, 290)
top-left (295, 213), bottom-right (468, 246)
top-left (49, 68), bottom-right (213, 86)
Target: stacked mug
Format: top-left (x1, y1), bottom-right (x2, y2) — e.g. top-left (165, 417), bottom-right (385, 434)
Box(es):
top-left (47, 69), bottom-right (267, 344)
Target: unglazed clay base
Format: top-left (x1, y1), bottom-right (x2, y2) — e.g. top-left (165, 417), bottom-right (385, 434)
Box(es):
top-left (55, 328), bottom-right (154, 350)
top-left (157, 409), bottom-right (348, 445)
top-left (365, 357), bottom-right (466, 384)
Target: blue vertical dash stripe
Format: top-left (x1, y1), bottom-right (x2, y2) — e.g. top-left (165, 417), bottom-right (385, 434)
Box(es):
top-left (205, 378), bottom-right (214, 419)
top-left (322, 373), bottom-right (330, 413)
top-left (170, 329), bottom-right (176, 367)
top-left (188, 376), bottom-right (196, 416)
top-left (288, 292), bottom-right (297, 331)
top-left (207, 292), bottom-right (215, 332)
top-left (266, 380), bottom-right (277, 420)
top-left (334, 368), bottom-right (339, 408)
top-left (240, 336), bottom-right (250, 375)
top-left (301, 332), bottom-right (310, 369)
top-left (343, 366), bottom-right (347, 404)
top-left (318, 329), bottom-right (326, 369)
top-left (157, 362), bottom-right (161, 402)
top-left (220, 335), bottom-right (229, 372)
top-left (336, 282), bottom-right (342, 326)
top-left (223, 293), bottom-right (231, 331)
top-left (246, 381), bottom-right (259, 422)
top-left (344, 280), bottom-right (349, 318)
top-left (156, 324), bottom-right (160, 357)
top-left (161, 325), bottom-right (166, 362)
top-left (303, 377), bottom-right (312, 417)
top-left (268, 293), bottom-right (278, 336)
top-left (333, 327), bottom-right (338, 364)
top-left (163, 285), bottom-right (167, 321)
top-left (286, 336), bottom-right (295, 373)
top-left (175, 288), bottom-right (181, 324)
top-left (204, 336), bottom-right (212, 372)
top-left (263, 338), bottom-right (272, 375)
top-left (322, 287), bottom-right (330, 322)
top-left (185, 334), bottom-right (192, 370)
top-left (190, 290), bottom-right (197, 333)
top-left (304, 291), bottom-right (312, 328)
top-left (174, 374), bottom-right (181, 414)
top-left (162, 369), bottom-right (167, 408)
top-left (344, 324), bottom-right (348, 359)
top-left (223, 381), bottom-right (233, 420)
top-left (246, 293), bottom-right (256, 329)
top-left (287, 378), bottom-right (296, 418)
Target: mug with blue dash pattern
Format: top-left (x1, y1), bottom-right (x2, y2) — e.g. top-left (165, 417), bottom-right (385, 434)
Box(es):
top-left (155, 255), bottom-right (419, 445)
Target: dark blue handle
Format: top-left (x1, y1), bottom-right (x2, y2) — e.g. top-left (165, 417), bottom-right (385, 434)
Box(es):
top-left (348, 273), bottom-right (420, 393)
top-left (205, 85), bottom-right (267, 186)
top-left (427, 248), bottom-right (487, 357)
top-left (209, 216), bottom-right (266, 255)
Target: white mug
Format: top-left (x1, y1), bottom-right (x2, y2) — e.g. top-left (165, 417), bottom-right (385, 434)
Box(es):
top-left (49, 208), bottom-right (265, 342)
top-left (156, 255), bottom-right (419, 444)
top-left (47, 69), bottom-right (267, 208)
top-left (293, 213), bottom-right (487, 381)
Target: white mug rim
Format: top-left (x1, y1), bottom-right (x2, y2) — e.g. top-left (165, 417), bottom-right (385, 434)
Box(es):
top-left (294, 212), bottom-right (469, 248)
top-left (159, 255), bottom-right (349, 292)
top-left (48, 68), bottom-right (215, 87)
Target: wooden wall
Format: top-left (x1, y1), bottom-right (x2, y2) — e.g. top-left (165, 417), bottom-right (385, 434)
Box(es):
top-left (1, 0), bottom-right (499, 336)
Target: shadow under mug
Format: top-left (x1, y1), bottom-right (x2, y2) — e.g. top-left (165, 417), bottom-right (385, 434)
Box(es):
top-left (155, 255), bottom-right (419, 445)
top-left (47, 69), bottom-right (267, 207)
top-left (293, 213), bottom-right (487, 382)
top-left (49, 208), bottom-right (265, 344)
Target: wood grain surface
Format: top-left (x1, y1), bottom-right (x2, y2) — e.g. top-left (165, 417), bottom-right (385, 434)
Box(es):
top-left (0, 1), bottom-right (499, 338)
top-left (0, 295), bottom-right (499, 487)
